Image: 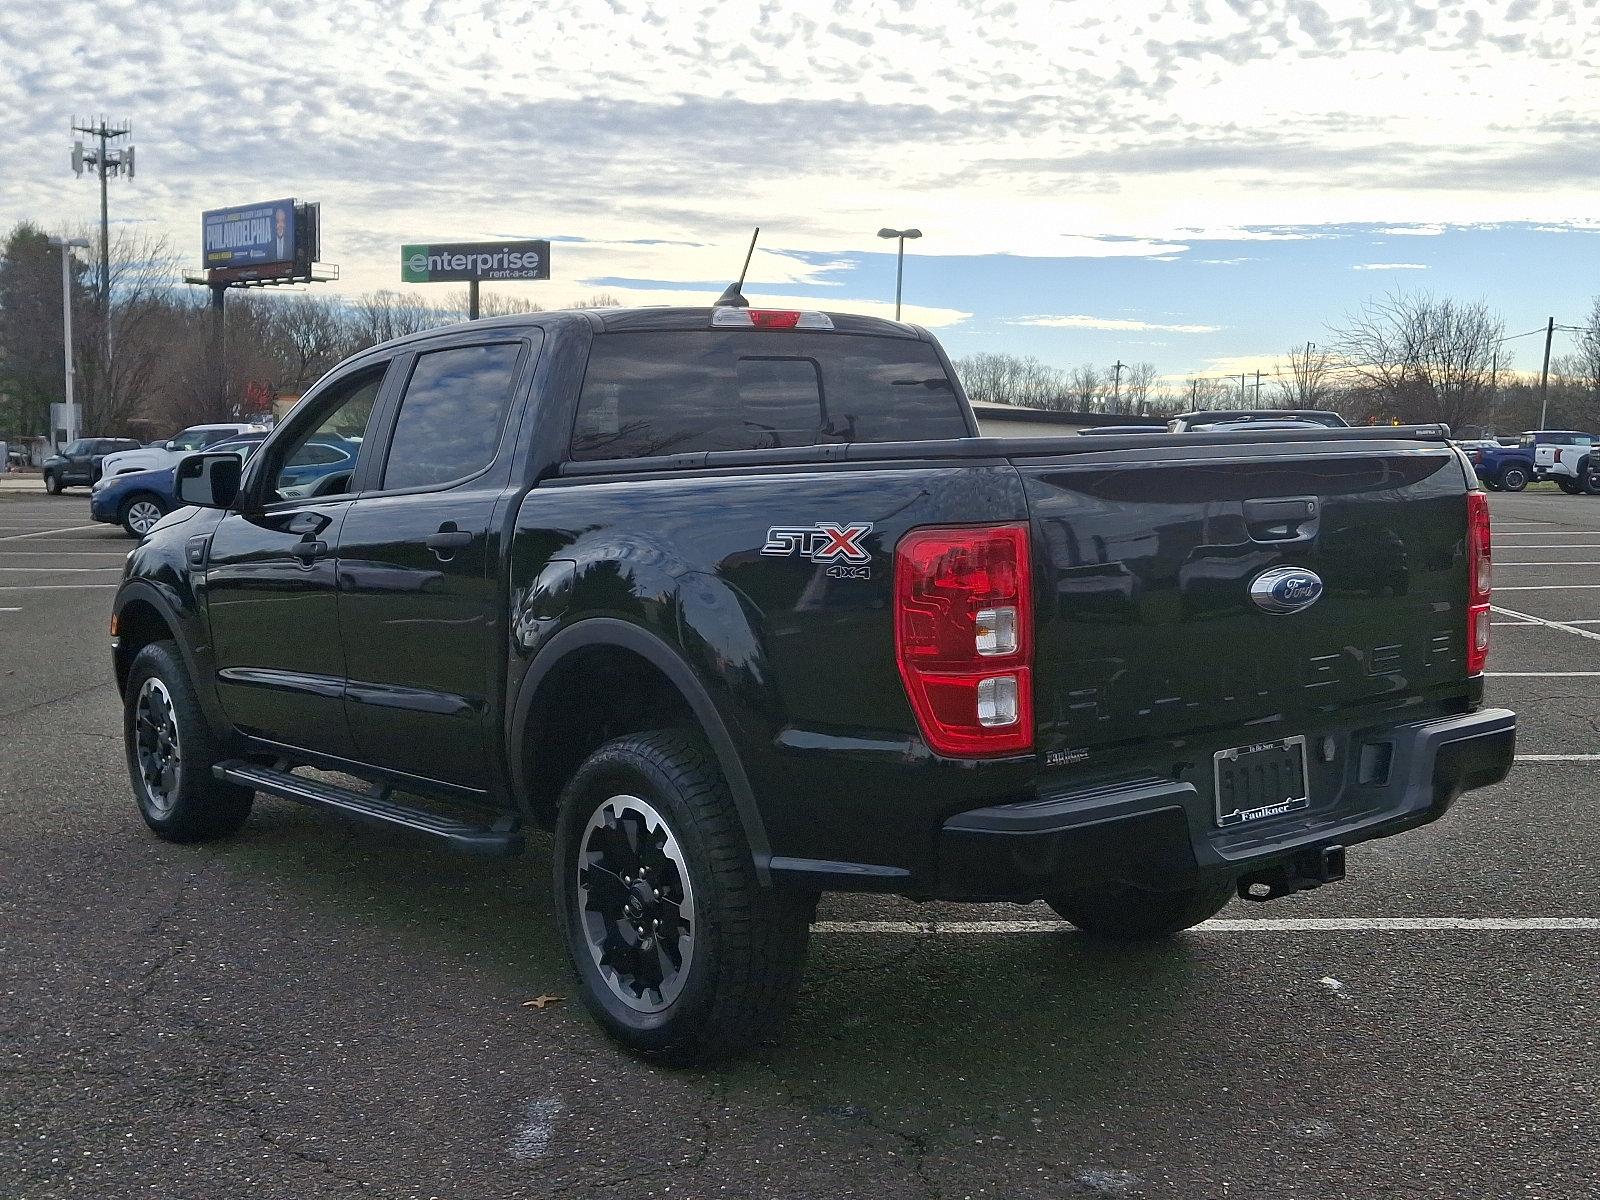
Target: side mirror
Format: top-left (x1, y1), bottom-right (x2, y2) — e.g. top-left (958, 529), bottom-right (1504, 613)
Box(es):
top-left (164, 439), bottom-right (180, 451)
top-left (174, 452), bottom-right (242, 510)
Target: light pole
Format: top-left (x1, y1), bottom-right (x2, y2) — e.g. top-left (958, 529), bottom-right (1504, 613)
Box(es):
top-left (877, 227), bottom-right (922, 321)
top-left (47, 237), bottom-right (90, 447)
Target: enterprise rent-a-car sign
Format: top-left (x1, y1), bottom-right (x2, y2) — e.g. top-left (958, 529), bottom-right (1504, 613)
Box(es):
top-left (401, 240), bottom-right (551, 283)
top-left (203, 199), bottom-right (296, 269)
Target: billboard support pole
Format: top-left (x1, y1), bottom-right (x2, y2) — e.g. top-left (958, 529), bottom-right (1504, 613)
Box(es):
top-left (469, 279), bottom-right (480, 321)
top-left (211, 283), bottom-right (227, 413)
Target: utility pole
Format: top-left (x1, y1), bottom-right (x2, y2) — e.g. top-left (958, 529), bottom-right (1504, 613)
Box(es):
top-left (1111, 360), bottom-right (1125, 409)
top-left (1240, 373), bottom-right (1247, 406)
top-left (46, 237), bottom-right (89, 447)
top-left (71, 116), bottom-right (135, 381)
top-left (1539, 316), bottom-right (1555, 428)
top-left (1190, 379), bottom-right (1198, 405)
top-left (1254, 369), bottom-right (1262, 404)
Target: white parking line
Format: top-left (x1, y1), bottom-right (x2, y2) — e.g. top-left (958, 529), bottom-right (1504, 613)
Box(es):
top-left (0, 566), bottom-right (122, 572)
top-left (1487, 671), bottom-right (1600, 677)
top-left (0, 607), bottom-right (19, 613)
top-left (812, 917), bottom-right (1600, 935)
top-left (1516, 754), bottom-right (1600, 762)
top-left (1490, 604), bottom-right (1600, 642)
top-left (1499, 561), bottom-right (1600, 566)
top-left (1496, 584), bottom-right (1600, 591)
top-left (0, 524), bottom-right (103, 542)
top-left (0, 583), bottom-right (118, 590)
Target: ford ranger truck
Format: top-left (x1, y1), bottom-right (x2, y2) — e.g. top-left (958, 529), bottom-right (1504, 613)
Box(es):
top-left (111, 305), bottom-right (1516, 1064)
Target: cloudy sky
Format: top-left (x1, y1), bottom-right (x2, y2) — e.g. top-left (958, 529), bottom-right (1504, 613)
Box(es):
top-left (2, 0), bottom-right (1596, 380)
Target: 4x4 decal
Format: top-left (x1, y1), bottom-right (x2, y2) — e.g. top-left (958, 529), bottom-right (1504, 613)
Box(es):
top-left (761, 522), bottom-right (874, 578)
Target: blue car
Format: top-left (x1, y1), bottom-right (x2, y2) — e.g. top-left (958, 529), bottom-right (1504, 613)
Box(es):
top-left (90, 433), bottom-right (358, 537)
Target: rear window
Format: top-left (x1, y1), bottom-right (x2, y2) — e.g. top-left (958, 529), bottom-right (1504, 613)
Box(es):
top-left (570, 331), bottom-right (969, 460)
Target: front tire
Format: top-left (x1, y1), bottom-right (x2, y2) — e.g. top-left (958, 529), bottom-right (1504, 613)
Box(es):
top-left (44, 471), bottom-right (61, 495)
top-left (1500, 466), bottom-right (1529, 492)
top-left (119, 492), bottom-right (167, 537)
top-left (553, 730), bottom-right (812, 1065)
top-left (123, 641), bottom-right (253, 842)
top-left (1046, 878), bottom-right (1236, 940)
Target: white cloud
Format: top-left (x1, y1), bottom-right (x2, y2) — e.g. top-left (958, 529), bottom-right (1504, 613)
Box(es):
top-left (1352, 262), bottom-right (1430, 271)
top-left (0, 0), bottom-right (1594, 299)
top-left (1012, 314), bottom-right (1222, 334)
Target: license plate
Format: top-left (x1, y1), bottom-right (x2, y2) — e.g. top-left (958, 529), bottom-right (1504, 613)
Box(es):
top-left (1214, 736), bottom-right (1310, 827)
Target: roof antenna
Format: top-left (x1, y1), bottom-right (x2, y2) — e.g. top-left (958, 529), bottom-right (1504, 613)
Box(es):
top-left (714, 226), bottom-right (759, 308)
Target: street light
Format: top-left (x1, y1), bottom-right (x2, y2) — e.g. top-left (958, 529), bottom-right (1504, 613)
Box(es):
top-left (877, 227), bottom-right (922, 321)
top-left (46, 237), bottom-right (90, 447)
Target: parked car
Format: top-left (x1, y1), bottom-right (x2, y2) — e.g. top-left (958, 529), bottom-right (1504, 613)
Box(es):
top-left (100, 424), bottom-right (265, 479)
top-left (1528, 430), bottom-right (1599, 493)
top-left (89, 433), bottom-right (358, 538)
top-left (41, 438), bottom-right (142, 493)
top-left (111, 305), bottom-right (1514, 1064)
top-left (90, 434), bottom-right (269, 537)
top-left (1077, 425), bottom-right (1166, 436)
top-left (1465, 431), bottom-right (1595, 492)
top-left (1167, 409), bottom-right (1349, 433)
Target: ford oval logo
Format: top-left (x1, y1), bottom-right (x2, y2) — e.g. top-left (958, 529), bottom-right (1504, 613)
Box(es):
top-left (1249, 566), bottom-right (1324, 615)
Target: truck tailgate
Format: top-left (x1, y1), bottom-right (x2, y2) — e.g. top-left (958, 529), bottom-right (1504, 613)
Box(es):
top-left (1016, 439), bottom-right (1473, 760)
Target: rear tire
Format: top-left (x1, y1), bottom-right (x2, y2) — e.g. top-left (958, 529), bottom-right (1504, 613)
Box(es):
top-left (119, 492), bottom-right (167, 537)
top-left (1557, 478), bottom-right (1580, 495)
top-left (1046, 879), bottom-right (1236, 940)
top-left (123, 641), bottom-right (253, 842)
top-left (44, 471), bottom-right (61, 495)
top-left (1499, 466), bottom-right (1529, 492)
top-left (553, 729), bottom-right (812, 1065)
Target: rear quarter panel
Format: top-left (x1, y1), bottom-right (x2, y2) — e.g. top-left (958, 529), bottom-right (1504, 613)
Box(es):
top-left (510, 461), bottom-right (1034, 876)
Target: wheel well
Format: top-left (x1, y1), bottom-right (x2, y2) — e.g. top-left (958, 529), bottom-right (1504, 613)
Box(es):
top-left (113, 599), bottom-right (174, 695)
top-left (521, 645), bottom-right (696, 828)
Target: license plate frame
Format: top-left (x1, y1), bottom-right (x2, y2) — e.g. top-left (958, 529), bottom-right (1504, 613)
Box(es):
top-left (1213, 735), bottom-right (1311, 828)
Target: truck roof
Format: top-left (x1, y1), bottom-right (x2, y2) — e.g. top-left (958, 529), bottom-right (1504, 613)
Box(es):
top-left (368, 306), bottom-right (926, 354)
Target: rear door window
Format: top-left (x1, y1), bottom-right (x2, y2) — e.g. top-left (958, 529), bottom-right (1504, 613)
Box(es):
top-left (571, 331), bottom-right (968, 460)
top-left (380, 342), bottom-right (524, 491)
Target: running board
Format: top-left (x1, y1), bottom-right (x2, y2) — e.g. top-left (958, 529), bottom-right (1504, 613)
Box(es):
top-left (214, 761), bottom-right (524, 857)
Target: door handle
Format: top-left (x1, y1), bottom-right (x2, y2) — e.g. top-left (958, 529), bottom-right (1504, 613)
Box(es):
top-left (289, 539), bottom-right (328, 563)
top-left (285, 511), bottom-right (331, 536)
top-left (1244, 496), bottom-right (1319, 543)
top-left (426, 529), bottom-right (473, 555)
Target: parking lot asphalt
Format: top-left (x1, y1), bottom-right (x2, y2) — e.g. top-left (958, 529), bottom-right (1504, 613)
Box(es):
top-left (3, 490), bottom-right (1598, 1199)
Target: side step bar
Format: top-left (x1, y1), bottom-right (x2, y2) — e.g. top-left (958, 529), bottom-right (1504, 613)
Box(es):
top-left (214, 760), bottom-right (524, 857)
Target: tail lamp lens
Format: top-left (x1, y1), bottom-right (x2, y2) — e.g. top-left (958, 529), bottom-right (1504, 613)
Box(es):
top-left (1467, 491), bottom-right (1492, 675)
top-left (894, 524), bottom-right (1032, 756)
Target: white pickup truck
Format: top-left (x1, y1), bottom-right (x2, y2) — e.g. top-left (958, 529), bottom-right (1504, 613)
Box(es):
top-left (100, 423), bottom-right (266, 478)
top-left (1527, 430), bottom-right (1599, 494)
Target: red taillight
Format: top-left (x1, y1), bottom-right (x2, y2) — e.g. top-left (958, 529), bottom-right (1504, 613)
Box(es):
top-left (1467, 490), bottom-right (1492, 675)
top-left (894, 524), bottom-right (1032, 757)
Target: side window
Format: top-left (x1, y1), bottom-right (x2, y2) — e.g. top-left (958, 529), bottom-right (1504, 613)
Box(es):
top-left (199, 428), bottom-right (238, 448)
top-left (380, 342), bottom-right (523, 491)
top-left (264, 369), bottom-right (384, 502)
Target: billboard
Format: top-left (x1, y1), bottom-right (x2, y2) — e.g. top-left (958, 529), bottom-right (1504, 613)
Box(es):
top-left (203, 198), bottom-right (297, 270)
top-left (401, 240), bottom-right (550, 283)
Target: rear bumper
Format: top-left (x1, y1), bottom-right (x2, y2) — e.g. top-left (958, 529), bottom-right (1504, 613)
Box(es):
top-left (928, 707), bottom-right (1515, 902)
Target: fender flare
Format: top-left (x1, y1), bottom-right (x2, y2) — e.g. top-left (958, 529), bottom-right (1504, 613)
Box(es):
top-left (508, 617), bottom-right (773, 884)
top-left (112, 580), bottom-right (230, 734)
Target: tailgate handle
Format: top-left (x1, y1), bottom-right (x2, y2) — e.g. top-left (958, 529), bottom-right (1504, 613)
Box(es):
top-left (1244, 497), bottom-right (1318, 543)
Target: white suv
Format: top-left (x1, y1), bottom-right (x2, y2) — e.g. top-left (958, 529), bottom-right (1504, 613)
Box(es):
top-left (100, 423), bottom-right (267, 478)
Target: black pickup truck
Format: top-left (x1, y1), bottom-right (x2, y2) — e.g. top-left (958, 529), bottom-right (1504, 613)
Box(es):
top-left (111, 304), bottom-right (1515, 1063)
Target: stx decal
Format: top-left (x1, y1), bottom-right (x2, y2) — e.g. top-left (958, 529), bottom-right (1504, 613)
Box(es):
top-left (762, 522), bottom-right (874, 578)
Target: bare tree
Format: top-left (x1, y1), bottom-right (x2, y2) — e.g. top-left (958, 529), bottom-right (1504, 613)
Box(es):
top-left (1275, 342), bottom-right (1337, 407)
top-left (953, 352), bottom-right (1066, 408)
top-left (1328, 291), bottom-right (1505, 430)
top-left (1068, 363), bottom-right (1104, 410)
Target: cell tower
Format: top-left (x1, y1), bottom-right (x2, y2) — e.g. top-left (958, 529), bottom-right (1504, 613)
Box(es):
top-left (70, 115), bottom-right (136, 345)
